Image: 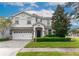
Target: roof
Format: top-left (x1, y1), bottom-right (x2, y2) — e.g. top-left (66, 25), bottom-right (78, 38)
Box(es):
top-left (33, 22), bottom-right (47, 28)
top-left (11, 11), bottom-right (33, 17)
top-left (11, 11), bottom-right (52, 20)
top-left (25, 10), bottom-right (53, 17)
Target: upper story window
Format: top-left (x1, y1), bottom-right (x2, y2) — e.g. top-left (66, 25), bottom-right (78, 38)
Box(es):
top-left (15, 20), bottom-right (19, 24)
top-left (36, 17), bottom-right (38, 22)
top-left (38, 19), bottom-right (40, 22)
top-left (15, 17), bottom-right (19, 20)
top-left (36, 18), bottom-right (42, 22)
top-left (27, 20), bottom-right (31, 24)
top-left (27, 17), bottom-right (31, 19)
top-left (40, 18), bottom-right (42, 22)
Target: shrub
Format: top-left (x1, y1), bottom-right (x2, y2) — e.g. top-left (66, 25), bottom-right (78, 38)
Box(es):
top-left (45, 34), bottom-right (57, 37)
top-left (0, 37), bottom-right (10, 41)
top-left (34, 37), bottom-right (71, 42)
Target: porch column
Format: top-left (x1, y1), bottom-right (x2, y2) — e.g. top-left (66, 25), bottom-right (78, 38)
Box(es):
top-left (42, 27), bottom-right (45, 36)
top-left (33, 28), bottom-right (36, 38)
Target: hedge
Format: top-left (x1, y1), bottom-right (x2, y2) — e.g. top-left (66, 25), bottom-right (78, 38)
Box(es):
top-left (45, 34), bottom-right (57, 37)
top-left (34, 37), bottom-right (71, 42)
top-left (0, 37), bottom-right (10, 41)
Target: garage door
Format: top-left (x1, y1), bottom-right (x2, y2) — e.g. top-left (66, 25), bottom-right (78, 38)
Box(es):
top-left (12, 32), bottom-right (32, 40)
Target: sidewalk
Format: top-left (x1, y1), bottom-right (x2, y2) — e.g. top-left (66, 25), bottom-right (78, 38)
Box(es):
top-left (20, 48), bottom-right (79, 52)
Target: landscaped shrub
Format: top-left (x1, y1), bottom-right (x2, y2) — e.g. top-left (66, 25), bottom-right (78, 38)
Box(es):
top-left (0, 37), bottom-right (10, 41)
top-left (45, 34), bottom-right (57, 37)
top-left (34, 37), bottom-right (71, 42)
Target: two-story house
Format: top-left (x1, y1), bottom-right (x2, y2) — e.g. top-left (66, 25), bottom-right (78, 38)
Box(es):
top-left (11, 11), bottom-right (52, 40)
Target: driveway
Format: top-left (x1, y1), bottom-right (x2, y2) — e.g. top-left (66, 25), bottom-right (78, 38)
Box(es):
top-left (0, 40), bottom-right (30, 56)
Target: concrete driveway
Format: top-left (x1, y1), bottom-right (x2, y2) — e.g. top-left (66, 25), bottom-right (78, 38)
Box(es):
top-left (0, 40), bottom-right (30, 56)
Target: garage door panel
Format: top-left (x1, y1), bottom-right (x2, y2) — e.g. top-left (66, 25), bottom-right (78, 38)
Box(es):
top-left (12, 32), bottom-right (32, 40)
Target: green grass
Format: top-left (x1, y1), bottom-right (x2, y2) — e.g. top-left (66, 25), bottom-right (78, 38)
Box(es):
top-left (25, 38), bottom-right (79, 48)
top-left (16, 52), bottom-right (79, 56)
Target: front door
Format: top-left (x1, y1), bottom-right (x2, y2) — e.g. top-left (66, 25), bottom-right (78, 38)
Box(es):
top-left (36, 27), bottom-right (42, 37)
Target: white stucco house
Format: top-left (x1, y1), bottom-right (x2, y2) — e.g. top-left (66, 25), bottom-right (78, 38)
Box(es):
top-left (11, 11), bottom-right (52, 40)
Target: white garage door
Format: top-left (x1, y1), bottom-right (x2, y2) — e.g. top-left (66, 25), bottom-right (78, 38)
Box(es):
top-left (12, 32), bottom-right (32, 40)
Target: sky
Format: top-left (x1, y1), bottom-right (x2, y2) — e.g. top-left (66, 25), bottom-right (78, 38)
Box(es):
top-left (0, 2), bottom-right (79, 29)
top-left (0, 2), bottom-right (73, 17)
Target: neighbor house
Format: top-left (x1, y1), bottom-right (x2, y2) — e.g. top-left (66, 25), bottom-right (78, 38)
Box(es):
top-left (11, 11), bottom-right (52, 40)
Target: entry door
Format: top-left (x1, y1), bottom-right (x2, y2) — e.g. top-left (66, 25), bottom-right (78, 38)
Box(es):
top-left (36, 27), bottom-right (42, 37)
top-left (37, 30), bottom-right (41, 37)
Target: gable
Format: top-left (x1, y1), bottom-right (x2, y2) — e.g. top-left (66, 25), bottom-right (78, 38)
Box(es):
top-left (12, 11), bottom-right (32, 17)
top-left (15, 12), bottom-right (27, 17)
top-left (12, 11), bottom-right (34, 21)
top-left (11, 11), bottom-right (51, 22)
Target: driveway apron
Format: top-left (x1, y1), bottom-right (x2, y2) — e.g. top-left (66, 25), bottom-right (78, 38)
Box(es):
top-left (0, 40), bottom-right (30, 56)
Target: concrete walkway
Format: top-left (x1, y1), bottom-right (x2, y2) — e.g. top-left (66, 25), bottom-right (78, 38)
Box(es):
top-left (0, 48), bottom-right (21, 56)
top-left (0, 40), bottom-right (30, 56)
top-left (20, 48), bottom-right (79, 52)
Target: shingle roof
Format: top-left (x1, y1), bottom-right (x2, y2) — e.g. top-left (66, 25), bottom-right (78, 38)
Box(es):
top-left (11, 11), bottom-right (52, 20)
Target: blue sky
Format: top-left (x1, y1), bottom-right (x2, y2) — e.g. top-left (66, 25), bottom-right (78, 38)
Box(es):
top-left (0, 2), bottom-right (79, 29)
top-left (0, 2), bottom-right (73, 17)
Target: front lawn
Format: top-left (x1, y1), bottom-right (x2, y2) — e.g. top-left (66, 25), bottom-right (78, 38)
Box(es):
top-left (16, 52), bottom-right (79, 56)
top-left (25, 38), bottom-right (79, 48)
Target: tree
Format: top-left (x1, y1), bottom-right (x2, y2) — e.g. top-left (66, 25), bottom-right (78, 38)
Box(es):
top-left (51, 5), bottom-right (71, 37)
top-left (0, 17), bottom-right (11, 38)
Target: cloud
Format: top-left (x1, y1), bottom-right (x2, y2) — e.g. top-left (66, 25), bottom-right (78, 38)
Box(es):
top-left (47, 2), bottom-right (66, 6)
top-left (4, 2), bottom-right (38, 7)
top-left (30, 3), bottom-right (39, 8)
top-left (25, 7), bottom-right (32, 10)
top-left (4, 2), bottom-right (26, 7)
top-left (20, 2), bottom-right (38, 11)
top-left (20, 6), bottom-right (32, 11)
top-left (39, 9), bottom-right (54, 17)
top-left (25, 9), bottom-right (54, 17)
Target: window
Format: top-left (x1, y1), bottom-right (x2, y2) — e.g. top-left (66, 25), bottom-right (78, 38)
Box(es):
top-left (36, 19), bottom-right (37, 22)
top-left (27, 17), bottom-right (31, 19)
top-left (40, 18), bottom-right (42, 22)
top-left (36, 18), bottom-right (42, 22)
top-left (15, 20), bottom-right (19, 24)
top-left (36, 17), bottom-right (38, 22)
top-left (38, 19), bottom-right (40, 22)
top-left (27, 20), bottom-right (31, 24)
top-left (15, 17), bottom-right (19, 20)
